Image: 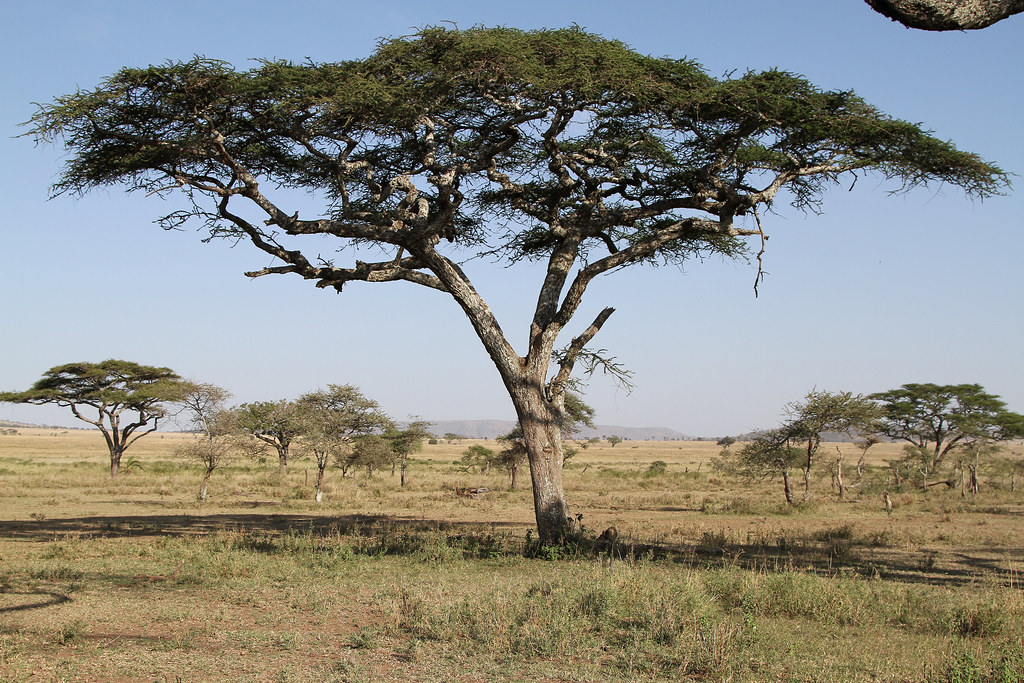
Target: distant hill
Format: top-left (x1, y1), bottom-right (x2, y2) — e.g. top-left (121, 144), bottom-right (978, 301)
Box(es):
top-left (421, 419), bottom-right (692, 441)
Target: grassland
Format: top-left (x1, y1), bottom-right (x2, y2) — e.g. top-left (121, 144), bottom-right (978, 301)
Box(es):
top-left (0, 428), bottom-right (1022, 681)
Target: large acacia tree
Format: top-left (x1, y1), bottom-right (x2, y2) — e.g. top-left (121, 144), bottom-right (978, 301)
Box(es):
top-left (0, 360), bottom-right (184, 476)
top-left (871, 383), bottom-right (1024, 473)
top-left (28, 27), bottom-right (1007, 541)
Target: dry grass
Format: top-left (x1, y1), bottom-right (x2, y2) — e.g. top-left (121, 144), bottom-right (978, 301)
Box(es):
top-left (1, 429), bottom-right (1022, 681)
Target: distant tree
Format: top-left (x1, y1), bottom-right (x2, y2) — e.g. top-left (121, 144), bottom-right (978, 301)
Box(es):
top-left (459, 444), bottom-right (497, 474)
top-left (234, 400), bottom-right (303, 476)
top-left (295, 385), bottom-right (392, 502)
top-left (607, 436), bottom-right (623, 448)
top-left (784, 390), bottom-right (879, 501)
top-left (864, 0), bottom-right (1024, 30)
top-left (29, 27), bottom-right (1007, 541)
top-left (346, 434), bottom-right (395, 478)
top-left (735, 429), bottom-right (803, 504)
top-left (716, 436), bottom-right (737, 447)
top-left (444, 433), bottom-right (467, 444)
top-left (870, 384), bottom-right (1024, 474)
top-left (386, 419), bottom-right (433, 486)
top-left (0, 360), bottom-right (184, 476)
top-left (173, 381), bottom-right (254, 501)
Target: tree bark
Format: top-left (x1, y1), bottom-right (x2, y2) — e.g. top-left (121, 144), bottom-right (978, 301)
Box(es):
top-left (198, 468), bottom-right (213, 502)
top-left (109, 446), bottom-right (124, 477)
top-left (782, 468), bottom-right (794, 505)
top-left (865, 0), bottom-right (1024, 30)
top-left (514, 385), bottom-right (576, 543)
top-left (278, 448), bottom-right (288, 477)
top-left (836, 456), bottom-right (846, 501)
top-left (315, 462), bottom-right (326, 503)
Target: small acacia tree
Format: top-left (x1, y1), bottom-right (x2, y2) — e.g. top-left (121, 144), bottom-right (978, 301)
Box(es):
top-left (0, 360), bottom-right (184, 476)
top-left (234, 400), bottom-right (303, 476)
top-left (385, 419), bottom-right (433, 487)
top-left (736, 429), bottom-right (803, 504)
top-left (296, 384), bottom-right (392, 502)
top-left (28, 27), bottom-right (1007, 542)
top-left (784, 390), bottom-right (879, 501)
top-left (174, 381), bottom-right (255, 501)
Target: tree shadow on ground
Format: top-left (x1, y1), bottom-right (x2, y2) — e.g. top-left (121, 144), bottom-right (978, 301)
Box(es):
top-left (0, 513), bottom-right (523, 542)
top-left (0, 591), bottom-right (71, 613)
top-left (2, 513), bottom-right (1020, 590)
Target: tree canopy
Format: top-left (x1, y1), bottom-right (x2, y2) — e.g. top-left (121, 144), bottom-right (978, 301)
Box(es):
top-left (870, 383), bottom-right (1024, 472)
top-left (0, 360), bottom-right (184, 475)
top-left (28, 26), bottom-right (1009, 542)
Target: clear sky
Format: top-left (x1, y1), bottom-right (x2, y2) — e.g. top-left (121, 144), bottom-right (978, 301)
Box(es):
top-left (1, 1), bottom-right (1021, 436)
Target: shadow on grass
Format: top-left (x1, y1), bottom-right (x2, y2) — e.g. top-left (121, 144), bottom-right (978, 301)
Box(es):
top-left (2, 513), bottom-right (1021, 589)
top-left (0, 591), bottom-right (71, 613)
top-left (0, 513), bottom-right (523, 541)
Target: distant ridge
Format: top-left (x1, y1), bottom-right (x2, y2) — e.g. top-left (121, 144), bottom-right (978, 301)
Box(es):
top-left (421, 419), bottom-right (693, 441)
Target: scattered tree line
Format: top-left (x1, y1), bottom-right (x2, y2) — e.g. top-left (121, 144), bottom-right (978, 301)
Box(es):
top-left (719, 384), bottom-right (1024, 504)
top-left (1, 360), bottom-right (432, 502)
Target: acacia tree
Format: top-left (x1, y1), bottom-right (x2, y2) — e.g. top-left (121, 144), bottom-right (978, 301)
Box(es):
top-left (0, 360), bottom-right (184, 476)
top-left (864, 0), bottom-right (1024, 30)
top-left (736, 429), bottom-right (803, 504)
top-left (870, 383), bottom-right (1024, 474)
top-left (28, 27), bottom-right (1007, 542)
top-left (234, 400), bottom-right (302, 476)
top-left (385, 419), bottom-right (433, 487)
top-left (784, 390), bottom-right (879, 501)
top-left (295, 384), bottom-right (392, 502)
top-left (174, 381), bottom-right (256, 501)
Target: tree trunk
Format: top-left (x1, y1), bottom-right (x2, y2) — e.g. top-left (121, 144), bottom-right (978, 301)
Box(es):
top-left (514, 387), bottom-right (575, 544)
top-left (315, 462), bottom-right (326, 503)
top-left (802, 467), bottom-right (812, 502)
top-left (510, 459), bottom-right (520, 490)
top-left (836, 456), bottom-right (846, 501)
top-left (278, 447), bottom-right (288, 477)
top-left (782, 468), bottom-right (794, 505)
top-left (198, 468), bottom-right (214, 502)
top-left (400, 456), bottom-right (408, 487)
top-left (109, 446), bottom-right (124, 477)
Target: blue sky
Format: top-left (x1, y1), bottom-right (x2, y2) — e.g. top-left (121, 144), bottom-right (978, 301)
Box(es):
top-left (1, 1), bottom-right (1021, 435)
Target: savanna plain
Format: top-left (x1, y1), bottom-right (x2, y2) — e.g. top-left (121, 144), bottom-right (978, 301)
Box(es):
top-left (0, 429), bottom-right (1022, 682)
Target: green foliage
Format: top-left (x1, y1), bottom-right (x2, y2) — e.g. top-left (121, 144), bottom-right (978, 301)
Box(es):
top-left (0, 359), bottom-right (183, 414)
top-left (459, 444), bottom-right (496, 473)
top-left (0, 359), bottom-right (185, 474)
top-left (871, 383), bottom-right (1024, 470)
top-left (27, 27), bottom-right (1006, 278)
top-left (646, 460), bottom-right (668, 476)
